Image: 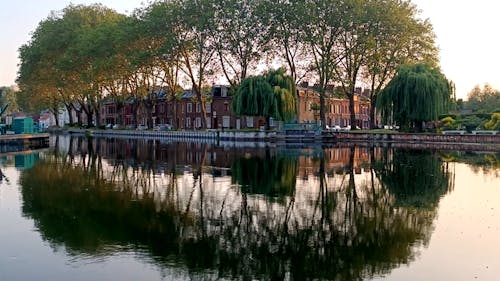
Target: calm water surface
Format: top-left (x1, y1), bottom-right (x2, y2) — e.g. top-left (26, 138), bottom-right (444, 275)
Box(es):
top-left (0, 136), bottom-right (498, 281)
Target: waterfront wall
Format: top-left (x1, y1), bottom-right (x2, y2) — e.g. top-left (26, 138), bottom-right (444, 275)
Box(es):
top-left (335, 132), bottom-right (500, 144)
top-left (69, 129), bottom-right (277, 142)
top-left (67, 129), bottom-right (499, 146)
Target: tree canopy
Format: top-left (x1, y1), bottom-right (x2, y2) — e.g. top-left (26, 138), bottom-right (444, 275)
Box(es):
top-left (465, 84), bottom-right (500, 113)
top-left (232, 68), bottom-right (296, 125)
top-left (377, 63), bottom-right (453, 131)
top-left (17, 0), bottom-right (439, 129)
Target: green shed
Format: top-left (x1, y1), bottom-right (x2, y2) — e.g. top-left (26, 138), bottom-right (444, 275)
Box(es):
top-left (12, 117), bottom-right (34, 134)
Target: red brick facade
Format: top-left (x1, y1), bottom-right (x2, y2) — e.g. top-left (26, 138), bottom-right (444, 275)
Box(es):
top-left (100, 85), bottom-right (370, 129)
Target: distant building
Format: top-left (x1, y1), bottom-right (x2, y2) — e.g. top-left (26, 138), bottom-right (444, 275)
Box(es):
top-left (297, 86), bottom-right (371, 129)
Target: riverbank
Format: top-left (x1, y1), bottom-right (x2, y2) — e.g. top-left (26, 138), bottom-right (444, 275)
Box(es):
top-left (64, 128), bottom-right (500, 151)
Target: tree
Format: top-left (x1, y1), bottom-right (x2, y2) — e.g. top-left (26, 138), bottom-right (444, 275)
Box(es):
top-left (176, 0), bottom-right (218, 129)
top-left (377, 63), bottom-right (452, 132)
top-left (17, 4), bottom-right (124, 127)
top-left (212, 0), bottom-right (271, 87)
top-left (466, 84), bottom-right (500, 113)
top-left (0, 86), bottom-right (19, 115)
top-left (138, 1), bottom-right (184, 129)
top-left (484, 113), bottom-right (500, 131)
top-left (333, 0), bottom-right (378, 130)
top-left (299, 0), bottom-right (345, 129)
top-left (265, 68), bottom-right (297, 122)
top-left (363, 0), bottom-right (438, 128)
top-left (265, 0), bottom-right (310, 84)
top-left (232, 68), bottom-right (297, 129)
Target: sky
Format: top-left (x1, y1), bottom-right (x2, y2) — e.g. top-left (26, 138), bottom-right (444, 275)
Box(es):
top-left (0, 0), bottom-right (498, 100)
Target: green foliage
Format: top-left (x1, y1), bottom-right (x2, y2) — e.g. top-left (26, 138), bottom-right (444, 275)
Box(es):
top-left (465, 84), bottom-right (500, 113)
top-left (0, 86), bottom-right (19, 114)
top-left (484, 113), bottom-right (500, 131)
top-left (374, 149), bottom-right (452, 208)
top-left (265, 68), bottom-right (297, 121)
top-left (231, 154), bottom-right (297, 199)
top-left (233, 76), bottom-right (274, 117)
top-left (377, 64), bottom-right (452, 131)
top-left (437, 116), bottom-right (457, 131)
top-left (460, 115), bottom-right (483, 132)
top-left (233, 68), bottom-right (297, 122)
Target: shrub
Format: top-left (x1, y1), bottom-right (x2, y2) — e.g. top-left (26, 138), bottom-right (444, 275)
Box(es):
top-left (437, 116), bottom-right (457, 132)
top-left (484, 113), bottom-right (500, 131)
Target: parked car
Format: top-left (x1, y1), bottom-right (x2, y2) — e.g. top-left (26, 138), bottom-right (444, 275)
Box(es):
top-left (325, 125), bottom-right (341, 132)
top-left (137, 124), bottom-right (148, 130)
top-left (340, 125), bottom-right (351, 131)
top-left (153, 124), bottom-right (172, 131)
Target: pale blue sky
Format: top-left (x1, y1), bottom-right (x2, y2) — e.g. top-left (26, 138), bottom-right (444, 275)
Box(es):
top-left (1, 0), bottom-right (498, 99)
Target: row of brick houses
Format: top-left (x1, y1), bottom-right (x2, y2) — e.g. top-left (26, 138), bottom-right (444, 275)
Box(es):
top-left (99, 85), bottom-right (371, 130)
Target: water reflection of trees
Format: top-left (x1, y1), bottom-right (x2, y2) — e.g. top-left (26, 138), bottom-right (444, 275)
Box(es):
top-left (441, 151), bottom-right (499, 177)
top-left (373, 149), bottom-right (454, 208)
top-left (231, 153), bottom-right (297, 198)
top-left (20, 137), bottom-right (455, 280)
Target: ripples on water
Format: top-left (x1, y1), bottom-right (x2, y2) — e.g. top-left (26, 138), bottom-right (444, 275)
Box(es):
top-left (0, 136), bottom-right (498, 281)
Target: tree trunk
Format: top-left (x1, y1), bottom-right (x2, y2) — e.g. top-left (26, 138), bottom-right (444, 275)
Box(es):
top-left (319, 88), bottom-right (326, 129)
top-left (349, 94), bottom-right (356, 130)
top-left (131, 102), bottom-right (139, 128)
top-left (94, 108), bottom-right (101, 128)
top-left (77, 110), bottom-right (82, 127)
top-left (116, 101), bottom-right (124, 126)
top-left (52, 108), bottom-right (60, 127)
top-left (65, 103), bottom-right (74, 126)
top-left (370, 99), bottom-right (377, 129)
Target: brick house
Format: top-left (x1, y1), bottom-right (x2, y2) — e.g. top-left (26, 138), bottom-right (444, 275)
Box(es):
top-left (98, 84), bottom-right (370, 130)
top-left (297, 86), bottom-right (370, 129)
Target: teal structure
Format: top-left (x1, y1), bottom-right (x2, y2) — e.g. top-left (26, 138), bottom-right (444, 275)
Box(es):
top-left (13, 117), bottom-right (35, 134)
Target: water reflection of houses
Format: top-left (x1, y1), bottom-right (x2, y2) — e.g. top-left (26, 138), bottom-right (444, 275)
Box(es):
top-left (297, 147), bottom-right (372, 179)
top-left (59, 136), bottom-right (373, 176)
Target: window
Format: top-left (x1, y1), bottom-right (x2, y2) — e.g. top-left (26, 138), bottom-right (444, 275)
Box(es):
top-left (195, 117), bottom-right (201, 128)
top-left (187, 103), bottom-right (192, 113)
top-left (206, 103), bottom-right (211, 113)
top-left (222, 116), bottom-right (230, 128)
top-left (186, 118), bottom-right (191, 128)
top-left (206, 117), bottom-right (211, 128)
top-left (107, 106), bottom-right (115, 114)
top-left (246, 116), bottom-right (254, 128)
top-left (196, 103), bottom-right (201, 113)
top-left (269, 117), bottom-right (276, 127)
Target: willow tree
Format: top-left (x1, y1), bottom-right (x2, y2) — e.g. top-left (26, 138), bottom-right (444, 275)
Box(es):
top-left (377, 63), bottom-right (452, 132)
top-left (233, 76), bottom-right (274, 128)
top-left (233, 69), bottom-right (296, 129)
top-left (265, 68), bottom-right (297, 122)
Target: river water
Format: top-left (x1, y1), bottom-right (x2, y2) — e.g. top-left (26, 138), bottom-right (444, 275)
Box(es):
top-left (0, 136), bottom-right (498, 281)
